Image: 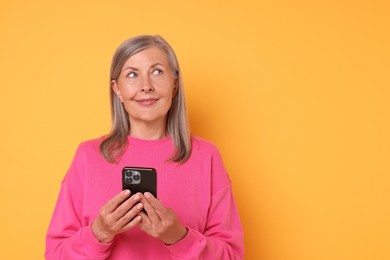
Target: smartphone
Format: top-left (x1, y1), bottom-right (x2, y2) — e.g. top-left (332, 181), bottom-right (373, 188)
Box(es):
top-left (122, 167), bottom-right (157, 198)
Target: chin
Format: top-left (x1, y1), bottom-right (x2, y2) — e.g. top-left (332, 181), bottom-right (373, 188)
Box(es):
top-left (131, 115), bottom-right (167, 123)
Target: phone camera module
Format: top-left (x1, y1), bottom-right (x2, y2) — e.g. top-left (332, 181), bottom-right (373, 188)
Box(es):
top-left (124, 170), bottom-right (141, 184)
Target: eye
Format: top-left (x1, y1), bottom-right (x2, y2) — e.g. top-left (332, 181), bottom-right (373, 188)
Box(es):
top-left (127, 71), bottom-right (138, 78)
top-left (152, 69), bottom-right (163, 76)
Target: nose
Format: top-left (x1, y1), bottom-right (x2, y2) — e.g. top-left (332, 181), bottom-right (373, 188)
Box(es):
top-left (141, 75), bottom-right (154, 93)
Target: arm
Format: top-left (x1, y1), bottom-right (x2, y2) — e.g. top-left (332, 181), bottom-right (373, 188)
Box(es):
top-left (169, 184), bottom-right (244, 260)
top-left (168, 144), bottom-right (244, 259)
top-left (138, 142), bottom-right (244, 259)
top-left (139, 185), bottom-right (244, 260)
top-left (45, 145), bottom-right (143, 259)
top-left (46, 183), bottom-right (144, 260)
top-left (45, 180), bottom-right (113, 260)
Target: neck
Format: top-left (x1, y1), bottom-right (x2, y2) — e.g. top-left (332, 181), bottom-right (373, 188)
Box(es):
top-left (129, 119), bottom-right (167, 140)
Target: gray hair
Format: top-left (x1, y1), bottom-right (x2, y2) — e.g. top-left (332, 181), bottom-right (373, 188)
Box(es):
top-left (100, 35), bottom-right (191, 163)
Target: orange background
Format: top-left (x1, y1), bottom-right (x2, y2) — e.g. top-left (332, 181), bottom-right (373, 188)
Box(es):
top-left (0, 0), bottom-right (389, 259)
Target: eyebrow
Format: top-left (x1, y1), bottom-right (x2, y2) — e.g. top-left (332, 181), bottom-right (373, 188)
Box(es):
top-left (122, 66), bottom-right (139, 72)
top-left (151, 62), bottom-right (165, 68)
top-left (122, 63), bottom-right (165, 72)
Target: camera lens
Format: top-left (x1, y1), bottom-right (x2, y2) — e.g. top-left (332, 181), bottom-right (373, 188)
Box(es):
top-left (125, 170), bottom-right (132, 177)
top-left (133, 174), bottom-right (140, 181)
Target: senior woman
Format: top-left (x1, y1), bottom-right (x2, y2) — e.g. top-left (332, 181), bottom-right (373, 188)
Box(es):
top-left (45, 35), bottom-right (244, 259)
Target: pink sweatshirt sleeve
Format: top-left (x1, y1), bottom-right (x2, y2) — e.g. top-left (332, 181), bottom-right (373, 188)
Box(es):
top-left (166, 145), bottom-right (245, 259)
top-left (167, 185), bottom-right (244, 259)
top-left (45, 146), bottom-right (112, 259)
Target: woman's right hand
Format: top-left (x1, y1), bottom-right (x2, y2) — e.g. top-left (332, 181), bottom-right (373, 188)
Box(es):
top-left (92, 190), bottom-right (143, 243)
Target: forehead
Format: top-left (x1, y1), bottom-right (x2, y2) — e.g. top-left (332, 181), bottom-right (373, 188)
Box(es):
top-left (123, 47), bottom-right (169, 68)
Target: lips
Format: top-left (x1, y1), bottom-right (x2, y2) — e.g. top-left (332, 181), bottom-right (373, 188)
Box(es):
top-left (134, 98), bottom-right (159, 106)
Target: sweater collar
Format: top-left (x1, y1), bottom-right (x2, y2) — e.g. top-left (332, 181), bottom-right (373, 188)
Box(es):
top-left (127, 135), bottom-right (173, 149)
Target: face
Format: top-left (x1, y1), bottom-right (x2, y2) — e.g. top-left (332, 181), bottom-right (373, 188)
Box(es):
top-left (112, 47), bottom-right (177, 129)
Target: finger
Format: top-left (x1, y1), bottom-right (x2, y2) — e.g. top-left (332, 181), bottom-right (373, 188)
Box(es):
top-left (137, 211), bottom-right (151, 233)
top-left (122, 215), bottom-right (142, 231)
top-left (141, 195), bottom-right (161, 223)
top-left (117, 202), bottom-right (143, 228)
top-left (104, 190), bottom-right (132, 213)
top-left (144, 192), bottom-right (168, 218)
top-left (112, 193), bottom-right (142, 220)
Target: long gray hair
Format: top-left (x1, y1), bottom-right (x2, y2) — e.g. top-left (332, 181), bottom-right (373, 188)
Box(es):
top-left (100, 35), bottom-right (191, 163)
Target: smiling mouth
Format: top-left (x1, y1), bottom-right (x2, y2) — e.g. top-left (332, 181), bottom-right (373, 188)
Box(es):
top-left (134, 98), bottom-right (159, 106)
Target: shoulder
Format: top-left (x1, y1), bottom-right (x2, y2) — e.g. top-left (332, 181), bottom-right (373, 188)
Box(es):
top-left (190, 135), bottom-right (224, 161)
top-left (191, 135), bottom-right (220, 154)
top-left (63, 137), bottom-right (105, 183)
top-left (76, 136), bottom-right (105, 152)
top-left (190, 135), bottom-right (231, 190)
top-left (72, 136), bottom-right (106, 161)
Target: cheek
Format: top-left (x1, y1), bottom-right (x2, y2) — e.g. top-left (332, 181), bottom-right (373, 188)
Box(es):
top-left (120, 86), bottom-right (138, 99)
top-left (163, 89), bottom-right (175, 104)
top-left (165, 96), bottom-right (175, 112)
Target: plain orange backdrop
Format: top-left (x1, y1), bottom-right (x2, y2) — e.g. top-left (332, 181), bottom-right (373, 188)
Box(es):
top-left (0, 0), bottom-right (389, 259)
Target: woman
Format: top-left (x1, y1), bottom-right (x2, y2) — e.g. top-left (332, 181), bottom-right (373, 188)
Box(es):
top-left (45, 35), bottom-right (244, 259)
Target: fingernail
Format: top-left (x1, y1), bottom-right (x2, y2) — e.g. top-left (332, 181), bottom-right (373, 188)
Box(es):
top-left (144, 192), bottom-right (151, 198)
top-left (123, 190), bottom-right (130, 195)
top-left (137, 203), bottom-right (143, 209)
top-left (133, 194), bottom-right (140, 200)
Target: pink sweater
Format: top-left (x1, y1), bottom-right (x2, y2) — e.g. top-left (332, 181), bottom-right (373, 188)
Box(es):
top-left (45, 136), bottom-right (244, 259)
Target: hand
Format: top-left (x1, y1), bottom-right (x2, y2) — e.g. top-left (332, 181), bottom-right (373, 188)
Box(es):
top-left (138, 192), bottom-right (188, 245)
top-left (92, 190), bottom-right (143, 243)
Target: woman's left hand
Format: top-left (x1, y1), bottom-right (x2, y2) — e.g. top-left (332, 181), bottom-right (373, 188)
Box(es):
top-left (138, 192), bottom-right (188, 245)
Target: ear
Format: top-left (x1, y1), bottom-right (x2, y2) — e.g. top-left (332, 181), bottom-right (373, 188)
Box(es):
top-left (111, 80), bottom-right (123, 102)
top-left (172, 80), bottom-right (179, 98)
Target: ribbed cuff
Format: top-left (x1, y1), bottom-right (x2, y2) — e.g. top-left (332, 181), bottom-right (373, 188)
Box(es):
top-left (79, 224), bottom-right (112, 259)
top-left (166, 228), bottom-right (204, 258)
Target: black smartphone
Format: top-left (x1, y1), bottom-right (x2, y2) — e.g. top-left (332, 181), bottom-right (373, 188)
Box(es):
top-left (122, 167), bottom-right (157, 198)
